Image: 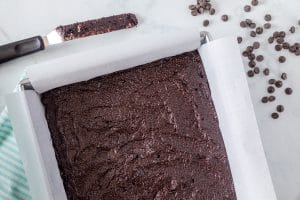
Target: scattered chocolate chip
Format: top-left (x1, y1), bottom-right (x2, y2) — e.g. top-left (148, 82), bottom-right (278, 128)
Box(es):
top-left (240, 21), bottom-right (247, 28)
top-left (250, 31), bottom-right (257, 37)
top-left (279, 31), bottom-right (286, 38)
top-left (244, 5), bottom-right (251, 12)
top-left (246, 46), bottom-right (254, 52)
top-left (261, 96), bottom-right (269, 103)
top-left (191, 10), bottom-right (198, 16)
top-left (237, 37), bottom-right (243, 44)
top-left (189, 5), bottom-right (196, 10)
top-left (290, 26), bottom-right (296, 33)
top-left (250, 23), bottom-right (256, 29)
top-left (263, 68), bottom-right (270, 76)
top-left (273, 31), bottom-right (280, 38)
top-left (271, 112), bottom-right (279, 119)
top-left (285, 87), bottom-right (293, 95)
top-left (209, 8), bottom-right (216, 15)
top-left (248, 53), bottom-right (256, 61)
top-left (269, 79), bottom-right (276, 84)
top-left (276, 105), bottom-right (284, 113)
top-left (268, 96), bottom-right (276, 102)
top-left (251, 0), bottom-right (259, 6)
top-left (267, 86), bottom-right (275, 93)
top-left (254, 67), bottom-right (260, 74)
top-left (282, 42), bottom-right (290, 49)
top-left (268, 37), bottom-right (274, 44)
top-left (248, 60), bottom-right (256, 68)
top-left (264, 14), bottom-right (272, 21)
top-left (256, 27), bottom-right (263, 34)
top-left (203, 19), bottom-right (210, 27)
top-left (275, 80), bottom-right (283, 88)
top-left (247, 70), bottom-right (255, 77)
top-left (281, 73), bottom-right (287, 80)
top-left (277, 37), bottom-right (284, 44)
top-left (264, 23), bottom-right (271, 29)
top-left (253, 42), bottom-right (260, 49)
top-left (256, 55), bottom-right (264, 62)
top-left (242, 51), bottom-right (249, 57)
top-left (275, 44), bottom-right (282, 51)
top-left (221, 14), bottom-right (229, 22)
top-left (278, 56), bottom-right (286, 63)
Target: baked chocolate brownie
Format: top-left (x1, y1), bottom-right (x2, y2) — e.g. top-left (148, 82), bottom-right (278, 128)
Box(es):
top-left (42, 51), bottom-right (236, 200)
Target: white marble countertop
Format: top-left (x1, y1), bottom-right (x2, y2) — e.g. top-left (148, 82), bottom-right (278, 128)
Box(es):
top-left (1, 0), bottom-right (300, 199)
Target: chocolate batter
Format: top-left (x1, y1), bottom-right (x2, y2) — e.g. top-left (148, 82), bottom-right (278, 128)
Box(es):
top-left (56, 13), bottom-right (138, 41)
top-left (42, 51), bottom-right (236, 200)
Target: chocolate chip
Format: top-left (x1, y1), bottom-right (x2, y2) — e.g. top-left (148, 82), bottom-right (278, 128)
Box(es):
top-left (256, 27), bottom-right (263, 34)
top-left (275, 80), bottom-right (283, 88)
top-left (268, 86), bottom-right (277, 95)
top-left (268, 37), bottom-right (274, 44)
top-left (248, 53), bottom-right (256, 61)
top-left (277, 38), bottom-right (284, 44)
top-left (254, 67), bottom-right (260, 74)
top-left (281, 73), bottom-right (287, 80)
top-left (245, 19), bottom-right (252, 25)
top-left (264, 23), bottom-right (271, 29)
top-left (240, 21), bottom-right (247, 28)
top-left (251, 0), bottom-right (259, 6)
top-left (290, 26), bottom-right (296, 33)
top-left (273, 31), bottom-right (280, 38)
top-left (298, 20), bottom-right (300, 26)
top-left (261, 97), bottom-right (268, 103)
top-left (271, 112), bottom-right (279, 119)
top-left (267, 86), bottom-right (275, 93)
top-left (209, 8), bottom-right (216, 15)
top-left (203, 19), bottom-right (209, 27)
top-left (278, 56), bottom-right (286, 63)
top-left (247, 70), bottom-right (255, 77)
top-left (248, 60), bottom-right (256, 68)
top-left (285, 88), bottom-right (293, 95)
top-left (269, 79), bottom-right (276, 84)
top-left (244, 5), bottom-right (251, 12)
top-left (221, 14), bottom-right (229, 22)
top-left (282, 42), bottom-right (290, 49)
top-left (268, 95), bottom-right (276, 102)
top-left (279, 31), bottom-right (286, 38)
top-left (253, 42), bottom-right (260, 49)
top-left (246, 46), bottom-right (254, 52)
top-left (237, 37), bottom-right (243, 44)
top-left (276, 105), bottom-right (284, 113)
top-left (250, 31), bottom-right (256, 37)
top-left (189, 5), bottom-right (196, 10)
top-left (250, 23), bottom-right (256, 29)
top-left (242, 51), bottom-right (249, 57)
top-left (256, 55), bottom-right (264, 62)
top-left (263, 68), bottom-right (270, 76)
top-left (191, 10), bottom-right (198, 16)
top-left (275, 45), bottom-right (282, 51)
top-left (264, 14), bottom-right (272, 21)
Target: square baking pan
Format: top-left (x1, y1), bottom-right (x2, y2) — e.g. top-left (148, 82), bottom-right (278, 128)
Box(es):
top-left (6, 29), bottom-right (277, 200)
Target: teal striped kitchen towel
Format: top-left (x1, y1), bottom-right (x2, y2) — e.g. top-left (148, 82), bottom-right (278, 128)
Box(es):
top-left (0, 108), bottom-right (31, 200)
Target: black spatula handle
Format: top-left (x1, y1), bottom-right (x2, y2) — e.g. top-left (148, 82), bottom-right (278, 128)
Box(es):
top-left (0, 36), bottom-right (45, 64)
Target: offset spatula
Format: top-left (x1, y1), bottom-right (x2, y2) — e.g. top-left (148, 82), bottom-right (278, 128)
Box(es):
top-left (0, 13), bottom-right (138, 64)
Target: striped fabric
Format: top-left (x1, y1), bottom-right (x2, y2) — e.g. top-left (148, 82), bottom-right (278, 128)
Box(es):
top-left (0, 108), bottom-right (31, 200)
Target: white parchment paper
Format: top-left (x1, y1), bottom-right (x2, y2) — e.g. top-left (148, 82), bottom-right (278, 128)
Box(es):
top-left (7, 30), bottom-right (277, 200)
top-left (199, 37), bottom-right (277, 200)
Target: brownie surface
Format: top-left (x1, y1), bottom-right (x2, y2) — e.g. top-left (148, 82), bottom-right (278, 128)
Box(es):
top-left (42, 51), bottom-right (236, 200)
top-left (56, 13), bottom-right (138, 41)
